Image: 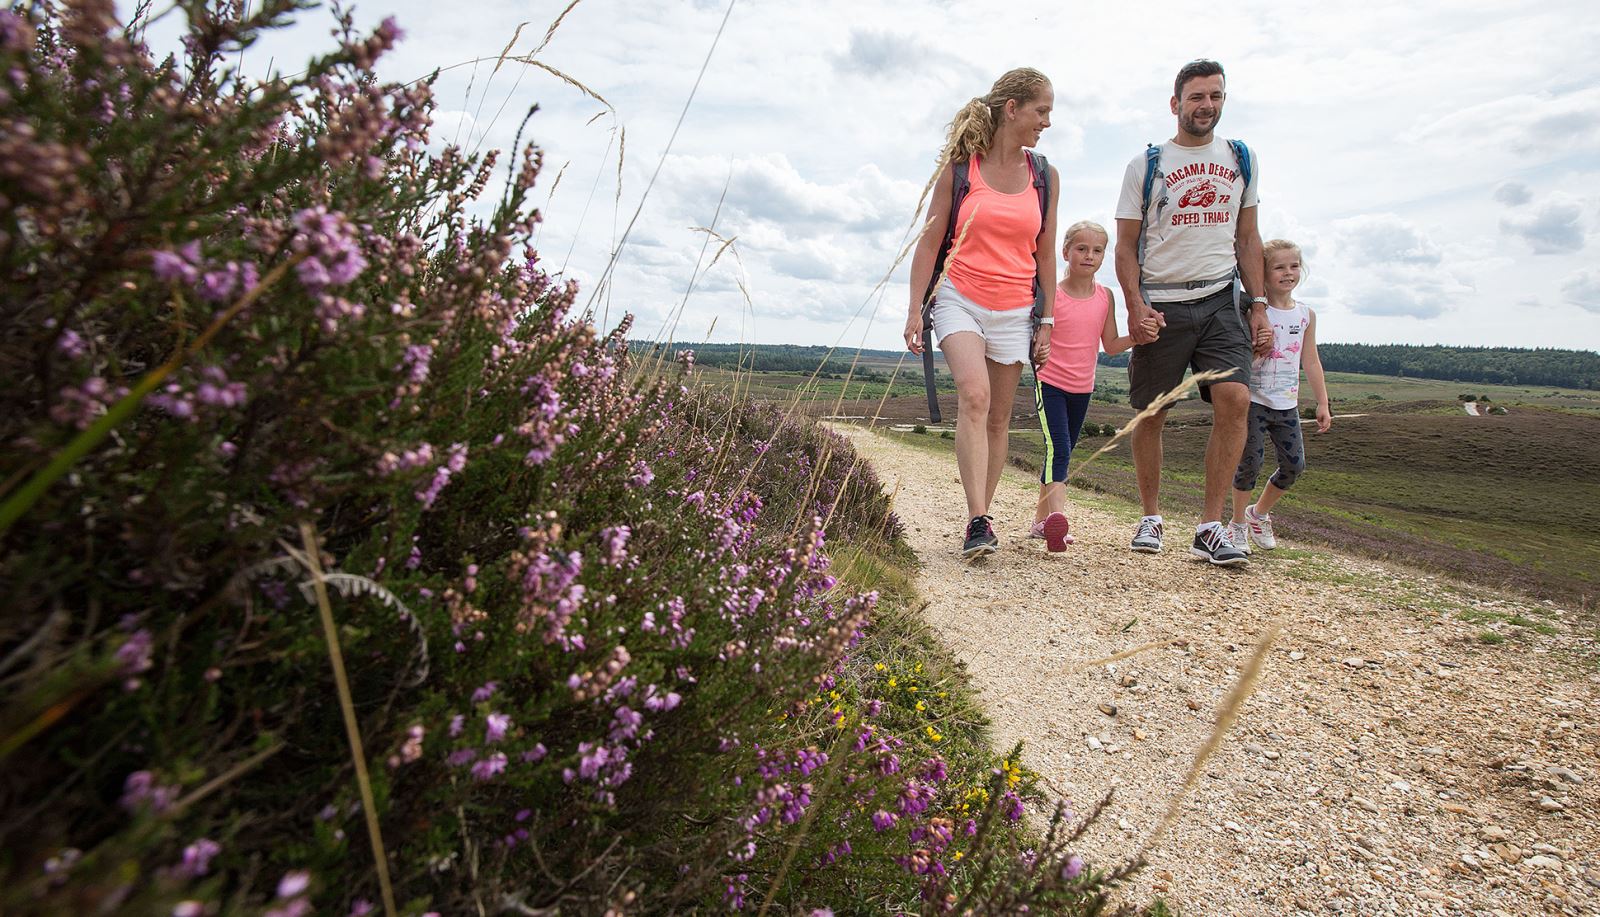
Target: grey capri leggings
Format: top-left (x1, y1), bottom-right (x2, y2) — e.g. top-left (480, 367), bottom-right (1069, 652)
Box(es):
top-left (1234, 403), bottom-right (1306, 492)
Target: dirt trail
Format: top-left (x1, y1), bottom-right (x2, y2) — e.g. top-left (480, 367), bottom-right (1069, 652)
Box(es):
top-left (837, 426), bottom-right (1600, 916)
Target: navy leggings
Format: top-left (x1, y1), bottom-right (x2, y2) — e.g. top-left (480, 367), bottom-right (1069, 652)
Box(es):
top-left (1234, 402), bottom-right (1306, 492)
top-left (1035, 379), bottom-right (1092, 484)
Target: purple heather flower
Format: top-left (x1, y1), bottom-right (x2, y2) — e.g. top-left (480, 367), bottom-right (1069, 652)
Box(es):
top-left (1003, 791), bottom-right (1025, 823)
top-left (173, 902), bottom-right (204, 917)
top-left (871, 810), bottom-right (896, 832)
top-left (523, 743), bottom-right (547, 763)
top-left (276, 870), bottom-right (311, 899)
top-left (471, 753), bottom-right (507, 781)
top-left (447, 748), bottom-right (478, 767)
top-left (349, 901), bottom-right (373, 917)
top-left (449, 714), bottom-right (464, 737)
top-left (485, 712), bottom-right (511, 744)
top-left (120, 770), bottom-right (178, 814)
top-left (1061, 854), bottom-right (1085, 881)
top-left (472, 681), bottom-right (498, 703)
top-left (176, 838), bottom-right (221, 878)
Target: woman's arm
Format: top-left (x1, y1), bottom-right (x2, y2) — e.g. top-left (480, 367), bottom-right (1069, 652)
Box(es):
top-left (1303, 309), bottom-right (1331, 432)
top-left (905, 162), bottom-right (955, 353)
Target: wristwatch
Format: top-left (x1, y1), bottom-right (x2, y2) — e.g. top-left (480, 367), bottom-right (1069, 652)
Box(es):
top-left (1248, 296), bottom-right (1269, 306)
top-left (1037, 316), bottom-right (1055, 325)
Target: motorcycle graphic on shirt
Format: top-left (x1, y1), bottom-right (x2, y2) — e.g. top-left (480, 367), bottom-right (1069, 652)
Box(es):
top-left (1162, 160), bottom-right (1240, 227)
top-left (1178, 180), bottom-right (1218, 209)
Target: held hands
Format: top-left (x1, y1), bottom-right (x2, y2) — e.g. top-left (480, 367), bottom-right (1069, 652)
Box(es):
top-left (1250, 308), bottom-right (1273, 358)
top-left (1129, 302), bottom-right (1166, 345)
top-left (1315, 404), bottom-right (1332, 433)
top-left (1031, 325), bottom-right (1051, 365)
top-left (904, 311), bottom-right (923, 355)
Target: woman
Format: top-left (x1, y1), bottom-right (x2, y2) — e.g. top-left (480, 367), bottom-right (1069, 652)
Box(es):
top-left (905, 68), bottom-right (1059, 557)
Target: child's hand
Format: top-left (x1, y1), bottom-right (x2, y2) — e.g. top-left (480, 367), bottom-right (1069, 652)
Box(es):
top-left (1138, 315), bottom-right (1161, 339)
top-left (1032, 326), bottom-right (1051, 365)
top-left (1316, 404), bottom-right (1331, 433)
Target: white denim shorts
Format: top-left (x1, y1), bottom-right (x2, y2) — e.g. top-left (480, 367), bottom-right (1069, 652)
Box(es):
top-left (931, 279), bottom-right (1032, 366)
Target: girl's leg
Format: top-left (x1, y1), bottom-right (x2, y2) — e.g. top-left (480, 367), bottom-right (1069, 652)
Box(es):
top-left (983, 357), bottom-right (1025, 509)
top-left (1231, 404), bottom-right (1268, 523)
top-left (1044, 392), bottom-right (1092, 518)
top-left (1034, 378), bottom-right (1072, 523)
top-left (1255, 409), bottom-right (1306, 516)
top-left (941, 332), bottom-right (993, 519)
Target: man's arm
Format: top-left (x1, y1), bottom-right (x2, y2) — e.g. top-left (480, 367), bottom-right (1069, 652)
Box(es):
top-left (1234, 204), bottom-right (1270, 356)
top-left (1115, 217), bottom-right (1162, 344)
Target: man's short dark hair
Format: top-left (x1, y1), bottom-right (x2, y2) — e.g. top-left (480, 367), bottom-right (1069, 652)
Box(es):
top-left (1174, 59), bottom-right (1226, 99)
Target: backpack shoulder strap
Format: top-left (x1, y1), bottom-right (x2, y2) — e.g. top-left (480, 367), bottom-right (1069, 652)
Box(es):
top-left (1227, 139), bottom-right (1252, 192)
top-left (920, 157), bottom-right (972, 425)
top-left (1135, 143), bottom-right (1163, 286)
top-left (1027, 150), bottom-right (1052, 326)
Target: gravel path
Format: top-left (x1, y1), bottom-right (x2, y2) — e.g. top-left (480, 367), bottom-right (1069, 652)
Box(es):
top-left (837, 426), bottom-right (1600, 916)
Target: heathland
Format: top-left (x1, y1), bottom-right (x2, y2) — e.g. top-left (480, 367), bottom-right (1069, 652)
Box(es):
top-left (686, 344), bottom-right (1600, 612)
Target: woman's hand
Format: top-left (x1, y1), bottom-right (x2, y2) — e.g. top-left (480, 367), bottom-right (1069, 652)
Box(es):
top-left (904, 310), bottom-right (924, 355)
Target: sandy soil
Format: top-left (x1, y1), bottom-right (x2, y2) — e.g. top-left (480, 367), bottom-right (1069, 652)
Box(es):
top-left (837, 425), bottom-right (1600, 916)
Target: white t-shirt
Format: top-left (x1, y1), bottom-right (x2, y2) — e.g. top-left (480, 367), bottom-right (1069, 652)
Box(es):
top-left (1250, 301), bottom-right (1311, 410)
top-left (1114, 139), bottom-right (1260, 302)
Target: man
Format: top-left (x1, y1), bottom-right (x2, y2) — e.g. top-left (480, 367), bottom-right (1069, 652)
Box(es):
top-left (1113, 59), bottom-right (1273, 566)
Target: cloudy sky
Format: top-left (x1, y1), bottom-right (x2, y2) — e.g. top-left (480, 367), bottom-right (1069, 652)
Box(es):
top-left (139, 0), bottom-right (1600, 353)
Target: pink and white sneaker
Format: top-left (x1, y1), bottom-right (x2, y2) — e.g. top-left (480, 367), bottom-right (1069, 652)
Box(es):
top-left (1041, 511), bottom-right (1072, 552)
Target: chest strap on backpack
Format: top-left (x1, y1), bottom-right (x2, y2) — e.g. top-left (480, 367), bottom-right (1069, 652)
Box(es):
top-left (919, 151), bottom-right (1050, 424)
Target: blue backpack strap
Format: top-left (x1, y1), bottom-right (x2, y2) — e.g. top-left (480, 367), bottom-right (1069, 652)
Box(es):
top-left (1135, 144), bottom-right (1163, 301)
top-left (1027, 150), bottom-right (1051, 326)
top-left (920, 159), bottom-right (972, 424)
top-left (1227, 138), bottom-right (1252, 193)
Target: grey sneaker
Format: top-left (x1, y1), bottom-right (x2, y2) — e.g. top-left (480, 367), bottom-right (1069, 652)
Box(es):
top-left (1228, 521), bottom-right (1253, 554)
top-left (1190, 525), bottom-right (1249, 566)
top-left (1131, 517), bottom-right (1163, 553)
top-left (1245, 504), bottom-right (1277, 549)
top-left (963, 515), bottom-right (999, 557)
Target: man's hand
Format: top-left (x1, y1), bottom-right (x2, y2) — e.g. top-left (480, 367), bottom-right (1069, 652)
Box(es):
top-left (1315, 403), bottom-right (1332, 433)
top-left (1129, 300), bottom-right (1166, 345)
top-left (1032, 326), bottom-right (1051, 365)
top-left (904, 310), bottom-right (924, 355)
top-left (1249, 307), bottom-right (1272, 357)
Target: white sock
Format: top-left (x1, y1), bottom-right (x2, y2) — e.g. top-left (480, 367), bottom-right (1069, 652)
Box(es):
top-left (1141, 514), bottom-right (1163, 524)
top-left (1196, 521), bottom-right (1222, 534)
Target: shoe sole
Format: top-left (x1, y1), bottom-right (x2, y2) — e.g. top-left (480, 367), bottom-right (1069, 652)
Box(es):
top-left (1131, 544), bottom-right (1161, 554)
top-left (1044, 514), bottom-right (1070, 552)
top-left (963, 543), bottom-right (999, 559)
top-left (1189, 547), bottom-right (1249, 566)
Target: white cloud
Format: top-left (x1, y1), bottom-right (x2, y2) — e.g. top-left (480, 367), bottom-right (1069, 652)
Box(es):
top-left (1409, 87), bottom-right (1600, 158)
top-left (1563, 269), bottom-right (1600, 315)
top-left (1334, 214), bottom-right (1442, 266)
top-left (1493, 181), bottom-right (1533, 206)
top-left (1500, 195), bottom-right (1587, 254)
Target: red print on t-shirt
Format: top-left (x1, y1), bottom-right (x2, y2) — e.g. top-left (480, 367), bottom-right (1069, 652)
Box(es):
top-left (1178, 180), bottom-right (1218, 209)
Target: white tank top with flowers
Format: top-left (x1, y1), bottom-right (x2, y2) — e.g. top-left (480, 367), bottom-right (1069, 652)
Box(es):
top-left (1249, 302), bottom-right (1311, 411)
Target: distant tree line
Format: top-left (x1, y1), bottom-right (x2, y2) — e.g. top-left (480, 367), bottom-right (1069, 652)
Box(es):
top-left (655, 342), bottom-right (1600, 391)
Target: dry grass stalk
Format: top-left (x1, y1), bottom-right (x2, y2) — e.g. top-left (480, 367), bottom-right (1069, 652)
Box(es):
top-left (530, 0), bottom-right (585, 58)
top-left (1140, 621), bottom-right (1282, 857)
top-left (297, 522), bottom-right (398, 917)
top-left (491, 21), bottom-right (530, 75)
top-left (1064, 367), bottom-right (1233, 484)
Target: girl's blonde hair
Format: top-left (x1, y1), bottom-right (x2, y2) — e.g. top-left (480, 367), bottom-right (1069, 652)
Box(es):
top-left (1262, 238), bottom-right (1303, 266)
top-left (1062, 220), bottom-right (1109, 252)
top-left (940, 68), bottom-right (1050, 165)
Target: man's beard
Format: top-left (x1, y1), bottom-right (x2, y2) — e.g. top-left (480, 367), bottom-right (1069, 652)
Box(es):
top-left (1181, 110), bottom-right (1220, 137)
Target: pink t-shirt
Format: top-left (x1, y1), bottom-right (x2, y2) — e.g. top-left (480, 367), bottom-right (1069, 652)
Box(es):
top-left (1036, 283), bottom-right (1111, 393)
top-left (944, 155), bottom-right (1041, 311)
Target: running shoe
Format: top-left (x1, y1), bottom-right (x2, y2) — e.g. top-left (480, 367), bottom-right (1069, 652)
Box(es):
top-left (1029, 521), bottom-right (1047, 540)
top-left (1227, 521), bottom-right (1253, 554)
top-left (1190, 524), bottom-right (1249, 566)
top-left (1130, 516), bottom-right (1163, 553)
top-left (1245, 504), bottom-right (1277, 550)
top-left (963, 515), bottom-right (999, 557)
top-left (1042, 511), bottom-right (1071, 552)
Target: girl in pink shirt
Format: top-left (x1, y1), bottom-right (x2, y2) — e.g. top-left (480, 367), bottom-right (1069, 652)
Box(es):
top-left (1030, 221), bottom-right (1153, 551)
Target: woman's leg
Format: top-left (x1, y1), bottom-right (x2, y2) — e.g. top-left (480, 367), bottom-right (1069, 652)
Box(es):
top-left (983, 358), bottom-right (1025, 509)
top-left (941, 332), bottom-right (993, 519)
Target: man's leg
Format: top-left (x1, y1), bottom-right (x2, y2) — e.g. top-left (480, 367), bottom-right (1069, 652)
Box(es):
top-left (982, 358), bottom-right (1025, 509)
top-left (1202, 381), bottom-right (1251, 525)
top-left (1131, 409), bottom-right (1168, 516)
top-left (942, 332), bottom-right (992, 519)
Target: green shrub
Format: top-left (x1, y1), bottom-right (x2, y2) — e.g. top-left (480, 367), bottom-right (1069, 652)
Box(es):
top-left (913, 423), bottom-right (927, 434)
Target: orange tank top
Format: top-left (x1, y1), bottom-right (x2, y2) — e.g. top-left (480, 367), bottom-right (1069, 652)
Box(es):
top-left (944, 154), bottom-right (1042, 311)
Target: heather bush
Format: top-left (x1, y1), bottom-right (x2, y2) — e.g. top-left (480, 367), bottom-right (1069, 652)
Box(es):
top-left (0, 3), bottom-right (1143, 914)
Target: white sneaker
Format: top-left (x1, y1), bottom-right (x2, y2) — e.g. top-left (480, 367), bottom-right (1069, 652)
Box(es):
top-left (1245, 504), bottom-right (1277, 550)
top-left (1228, 521), bottom-right (1253, 554)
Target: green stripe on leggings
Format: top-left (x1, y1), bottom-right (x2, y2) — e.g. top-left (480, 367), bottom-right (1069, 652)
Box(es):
top-left (1035, 377), bottom-right (1054, 482)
